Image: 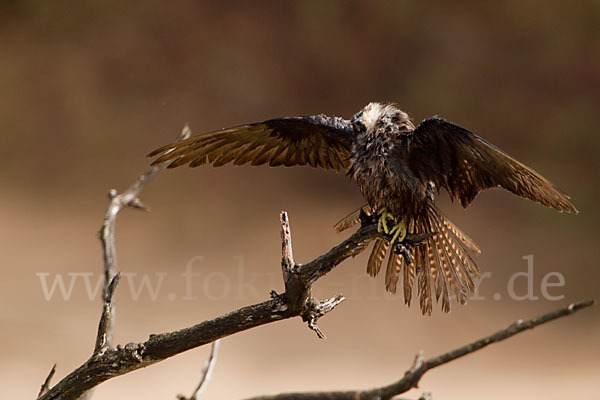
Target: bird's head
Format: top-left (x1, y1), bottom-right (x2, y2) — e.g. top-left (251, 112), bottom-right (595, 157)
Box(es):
top-left (352, 102), bottom-right (414, 135)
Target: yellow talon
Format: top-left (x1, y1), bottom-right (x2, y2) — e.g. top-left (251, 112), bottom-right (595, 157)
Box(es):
top-left (377, 213), bottom-right (406, 244)
top-left (388, 219), bottom-right (407, 245)
top-left (377, 212), bottom-right (395, 234)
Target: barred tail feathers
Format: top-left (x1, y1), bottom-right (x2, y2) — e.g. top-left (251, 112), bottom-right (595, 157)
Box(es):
top-left (412, 204), bottom-right (481, 313)
top-left (364, 204), bottom-right (480, 314)
top-left (335, 203), bottom-right (480, 314)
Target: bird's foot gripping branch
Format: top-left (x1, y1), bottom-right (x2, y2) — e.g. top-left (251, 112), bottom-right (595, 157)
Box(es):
top-left (273, 210), bottom-right (427, 338)
top-left (377, 212), bottom-right (407, 245)
top-left (269, 210), bottom-right (427, 339)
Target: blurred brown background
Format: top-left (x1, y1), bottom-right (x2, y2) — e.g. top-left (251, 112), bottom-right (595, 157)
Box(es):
top-left (1, 1), bottom-right (599, 398)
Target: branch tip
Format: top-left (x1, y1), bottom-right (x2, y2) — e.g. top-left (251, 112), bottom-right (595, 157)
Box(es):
top-left (178, 340), bottom-right (220, 400)
top-left (419, 391), bottom-right (433, 400)
top-left (409, 350), bottom-right (424, 373)
top-left (37, 363), bottom-right (56, 398)
top-left (303, 294), bottom-right (346, 339)
top-left (129, 197), bottom-right (149, 211)
top-left (280, 211), bottom-right (294, 271)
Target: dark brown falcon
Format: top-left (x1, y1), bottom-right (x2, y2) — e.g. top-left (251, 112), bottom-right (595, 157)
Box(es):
top-left (148, 102), bottom-right (578, 314)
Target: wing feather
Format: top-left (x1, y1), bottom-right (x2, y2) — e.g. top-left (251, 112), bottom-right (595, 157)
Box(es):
top-left (149, 115), bottom-right (354, 172)
top-left (409, 117), bottom-right (578, 213)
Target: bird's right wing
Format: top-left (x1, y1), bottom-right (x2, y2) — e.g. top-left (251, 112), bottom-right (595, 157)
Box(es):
top-left (148, 115), bottom-right (354, 172)
top-left (408, 117), bottom-right (578, 213)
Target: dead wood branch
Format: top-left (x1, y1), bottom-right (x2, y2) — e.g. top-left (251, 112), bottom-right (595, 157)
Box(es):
top-left (96, 124), bottom-right (192, 349)
top-left (244, 299), bottom-right (594, 400)
top-left (177, 340), bottom-right (220, 400)
top-left (37, 364), bottom-right (56, 398)
top-left (38, 209), bottom-right (398, 399)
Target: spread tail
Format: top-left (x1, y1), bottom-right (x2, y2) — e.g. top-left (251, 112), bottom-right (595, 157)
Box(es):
top-left (337, 204), bottom-right (481, 314)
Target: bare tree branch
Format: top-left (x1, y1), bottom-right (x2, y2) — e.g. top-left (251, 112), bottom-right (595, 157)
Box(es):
top-left (38, 205), bottom-right (407, 399)
top-left (303, 294), bottom-right (346, 339)
top-left (280, 211), bottom-right (295, 276)
top-left (96, 125), bottom-right (192, 348)
top-left (38, 127), bottom-right (192, 400)
top-left (94, 273), bottom-right (121, 353)
top-left (244, 299), bottom-right (595, 400)
top-left (177, 340), bottom-right (220, 400)
top-left (278, 211), bottom-right (347, 338)
top-left (37, 364), bottom-right (56, 398)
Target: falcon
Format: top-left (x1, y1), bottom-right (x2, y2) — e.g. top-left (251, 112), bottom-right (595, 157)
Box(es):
top-left (148, 102), bottom-right (577, 314)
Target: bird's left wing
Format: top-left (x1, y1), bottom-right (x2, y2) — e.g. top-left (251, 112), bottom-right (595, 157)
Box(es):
top-left (148, 115), bottom-right (354, 172)
top-left (408, 117), bottom-right (578, 213)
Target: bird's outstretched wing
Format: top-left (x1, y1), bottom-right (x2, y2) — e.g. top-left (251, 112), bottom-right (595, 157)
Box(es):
top-left (408, 117), bottom-right (578, 213)
top-left (148, 115), bottom-right (354, 172)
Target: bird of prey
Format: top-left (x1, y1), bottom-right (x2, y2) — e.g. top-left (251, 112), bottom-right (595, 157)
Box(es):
top-left (148, 102), bottom-right (577, 314)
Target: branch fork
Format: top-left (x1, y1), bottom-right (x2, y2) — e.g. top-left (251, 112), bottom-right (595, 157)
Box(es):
top-left (302, 294), bottom-right (346, 339)
top-left (278, 211), bottom-right (347, 338)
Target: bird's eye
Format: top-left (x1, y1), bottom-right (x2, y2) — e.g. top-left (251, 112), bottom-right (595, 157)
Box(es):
top-left (353, 119), bottom-right (365, 132)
